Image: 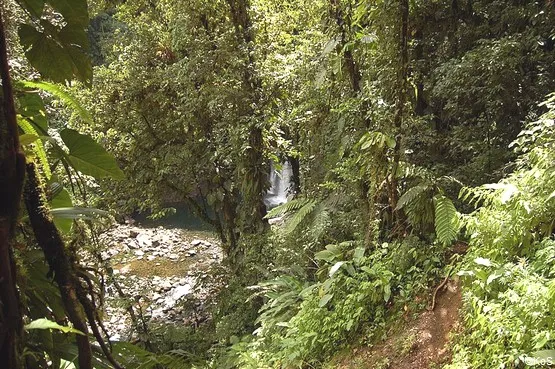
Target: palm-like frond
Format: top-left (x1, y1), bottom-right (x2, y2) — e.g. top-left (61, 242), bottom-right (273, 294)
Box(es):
top-left (433, 194), bottom-right (460, 245)
top-left (21, 81), bottom-right (93, 124)
top-left (395, 184), bottom-right (431, 211)
top-left (265, 198), bottom-right (310, 219)
top-left (284, 199), bottom-right (318, 234)
top-left (18, 117), bottom-right (51, 178)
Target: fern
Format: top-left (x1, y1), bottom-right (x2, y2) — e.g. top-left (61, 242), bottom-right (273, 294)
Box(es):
top-left (433, 194), bottom-right (460, 245)
top-left (112, 342), bottom-right (191, 369)
top-left (265, 198), bottom-right (309, 219)
top-left (309, 203), bottom-right (330, 241)
top-left (284, 199), bottom-right (318, 234)
top-left (254, 276), bottom-right (307, 332)
top-left (18, 117), bottom-right (51, 179)
top-left (395, 184), bottom-right (431, 211)
top-left (459, 185), bottom-right (495, 208)
top-left (20, 81), bottom-right (93, 124)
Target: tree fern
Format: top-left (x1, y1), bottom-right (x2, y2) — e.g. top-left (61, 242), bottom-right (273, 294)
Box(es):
top-left (309, 203), bottom-right (330, 241)
top-left (112, 342), bottom-right (191, 369)
top-left (433, 194), bottom-right (460, 245)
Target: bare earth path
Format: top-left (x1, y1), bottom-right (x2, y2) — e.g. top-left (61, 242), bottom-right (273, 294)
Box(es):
top-left (335, 279), bottom-right (462, 369)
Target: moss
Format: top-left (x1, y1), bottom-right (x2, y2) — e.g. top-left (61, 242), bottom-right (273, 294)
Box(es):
top-left (114, 256), bottom-right (198, 278)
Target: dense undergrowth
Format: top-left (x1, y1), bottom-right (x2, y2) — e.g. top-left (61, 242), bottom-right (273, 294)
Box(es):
top-left (445, 95), bottom-right (555, 368)
top-left (220, 237), bottom-right (446, 368)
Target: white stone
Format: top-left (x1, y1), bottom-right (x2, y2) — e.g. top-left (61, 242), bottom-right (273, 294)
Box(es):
top-left (136, 233), bottom-right (152, 248)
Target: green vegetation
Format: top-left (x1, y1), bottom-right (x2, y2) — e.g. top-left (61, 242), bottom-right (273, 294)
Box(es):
top-left (1, 0), bottom-right (555, 368)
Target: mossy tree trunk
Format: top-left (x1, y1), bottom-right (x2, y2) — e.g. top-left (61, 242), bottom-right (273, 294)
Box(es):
top-left (0, 7), bottom-right (24, 369)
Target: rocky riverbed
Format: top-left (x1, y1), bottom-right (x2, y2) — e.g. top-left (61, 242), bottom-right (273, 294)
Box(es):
top-left (98, 223), bottom-right (222, 341)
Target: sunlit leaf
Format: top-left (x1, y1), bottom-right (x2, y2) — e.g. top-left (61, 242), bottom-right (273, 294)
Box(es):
top-left (60, 129), bottom-right (125, 179)
top-left (25, 318), bottom-right (84, 335)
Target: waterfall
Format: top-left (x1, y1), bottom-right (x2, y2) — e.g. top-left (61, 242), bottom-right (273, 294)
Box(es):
top-left (264, 160), bottom-right (293, 209)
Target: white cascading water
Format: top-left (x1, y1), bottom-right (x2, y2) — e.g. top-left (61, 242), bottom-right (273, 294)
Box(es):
top-left (264, 160), bottom-right (293, 209)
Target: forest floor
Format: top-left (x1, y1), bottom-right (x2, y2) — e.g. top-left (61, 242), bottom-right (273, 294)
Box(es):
top-left (332, 279), bottom-right (462, 369)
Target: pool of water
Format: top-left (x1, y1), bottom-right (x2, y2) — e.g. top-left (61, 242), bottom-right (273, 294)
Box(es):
top-left (133, 203), bottom-right (215, 231)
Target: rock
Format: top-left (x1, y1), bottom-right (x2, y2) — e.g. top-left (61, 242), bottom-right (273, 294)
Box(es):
top-left (134, 250), bottom-right (145, 257)
top-left (191, 239), bottom-right (202, 246)
top-left (165, 284), bottom-right (192, 306)
top-left (136, 233), bottom-right (152, 248)
top-left (127, 239), bottom-right (139, 249)
top-left (160, 280), bottom-right (173, 290)
top-left (168, 254), bottom-right (179, 260)
top-left (129, 230), bottom-right (139, 238)
top-left (147, 255), bottom-right (156, 261)
top-left (187, 250), bottom-right (197, 257)
top-left (152, 240), bottom-right (160, 247)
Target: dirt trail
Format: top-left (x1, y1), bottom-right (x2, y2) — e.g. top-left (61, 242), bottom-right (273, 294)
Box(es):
top-left (336, 279), bottom-right (462, 369)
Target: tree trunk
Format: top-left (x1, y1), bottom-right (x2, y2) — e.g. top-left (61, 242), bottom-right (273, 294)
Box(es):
top-left (390, 0), bottom-right (409, 231)
top-left (0, 7), bottom-right (24, 368)
top-left (413, 28), bottom-right (427, 116)
top-left (226, 0), bottom-right (268, 234)
top-left (24, 163), bottom-right (93, 369)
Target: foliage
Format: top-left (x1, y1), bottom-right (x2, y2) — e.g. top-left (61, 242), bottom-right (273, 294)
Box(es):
top-left (223, 237), bottom-right (445, 367)
top-left (445, 94), bottom-right (555, 368)
top-left (396, 172), bottom-right (462, 244)
top-left (3, 0), bottom-right (554, 367)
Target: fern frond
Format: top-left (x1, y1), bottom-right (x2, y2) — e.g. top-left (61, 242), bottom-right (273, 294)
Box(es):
top-left (18, 117), bottom-right (51, 179)
top-left (401, 164), bottom-right (433, 181)
top-left (433, 194), bottom-right (460, 245)
top-left (284, 199), bottom-right (318, 234)
top-left (405, 195), bottom-right (434, 230)
top-left (21, 81), bottom-right (93, 124)
top-left (395, 184), bottom-right (431, 211)
top-left (157, 350), bottom-right (191, 369)
top-left (459, 186), bottom-right (494, 208)
top-left (265, 198), bottom-right (309, 219)
top-left (309, 203), bottom-right (330, 241)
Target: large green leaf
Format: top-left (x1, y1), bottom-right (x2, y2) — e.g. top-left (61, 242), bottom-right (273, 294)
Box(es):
top-left (50, 207), bottom-right (109, 220)
top-left (48, 178), bottom-right (73, 234)
top-left (17, 91), bottom-right (47, 131)
top-left (60, 129), bottom-right (125, 180)
top-left (17, 117), bottom-right (51, 178)
top-left (25, 318), bottom-right (84, 335)
top-left (15, 0), bottom-right (45, 17)
top-left (18, 24), bottom-right (92, 85)
top-left (49, 0), bottom-right (89, 27)
top-left (318, 293), bottom-right (333, 307)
